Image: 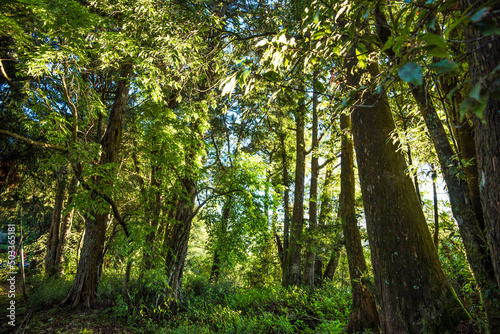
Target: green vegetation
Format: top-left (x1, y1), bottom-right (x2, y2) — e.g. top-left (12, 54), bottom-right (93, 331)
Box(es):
top-left (1, 0), bottom-right (499, 333)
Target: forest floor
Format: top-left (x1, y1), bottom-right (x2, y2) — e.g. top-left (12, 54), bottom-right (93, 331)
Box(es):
top-left (0, 281), bottom-right (134, 334)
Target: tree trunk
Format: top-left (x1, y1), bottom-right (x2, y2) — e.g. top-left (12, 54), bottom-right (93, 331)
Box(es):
top-left (45, 172), bottom-right (67, 277)
top-left (304, 76), bottom-right (319, 287)
top-left (284, 91), bottom-right (306, 287)
top-left (432, 165), bottom-right (439, 249)
top-left (347, 41), bottom-right (469, 332)
top-left (412, 79), bottom-right (500, 333)
top-left (62, 67), bottom-right (130, 308)
top-left (339, 114), bottom-right (380, 333)
top-left (164, 177), bottom-right (196, 301)
top-left (55, 176), bottom-right (78, 277)
top-left (460, 0), bottom-right (500, 290)
top-left (315, 165), bottom-right (335, 286)
top-left (322, 246), bottom-right (341, 282)
top-left (280, 134), bottom-right (290, 282)
top-left (375, 5), bottom-right (500, 331)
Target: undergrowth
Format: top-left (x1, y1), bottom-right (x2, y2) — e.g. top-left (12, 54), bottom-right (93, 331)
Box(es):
top-left (98, 274), bottom-right (353, 333)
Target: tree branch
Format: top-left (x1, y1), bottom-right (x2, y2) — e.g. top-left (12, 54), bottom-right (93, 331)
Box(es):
top-left (190, 188), bottom-right (242, 221)
top-left (0, 60), bottom-right (20, 93)
top-left (0, 129), bottom-right (67, 152)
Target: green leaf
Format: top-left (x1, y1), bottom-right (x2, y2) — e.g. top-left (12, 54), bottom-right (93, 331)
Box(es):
top-left (469, 82), bottom-right (484, 102)
top-left (460, 83), bottom-right (488, 120)
top-left (475, 20), bottom-right (500, 36)
top-left (314, 9), bottom-right (320, 24)
top-left (471, 7), bottom-right (489, 22)
top-left (262, 70), bottom-right (281, 82)
top-left (241, 69), bottom-right (251, 84)
top-left (418, 33), bottom-right (449, 58)
top-left (315, 80), bottom-right (325, 94)
top-left (398, 62), bottom-right (423, 86)
top-left (430, 59), bottom-right (459, 74)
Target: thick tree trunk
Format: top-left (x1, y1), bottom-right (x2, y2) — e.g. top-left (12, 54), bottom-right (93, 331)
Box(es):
top-left (315, 166), bottom-right (334, 286)
top-left (375, 5), bottom-right (500, 331)
top-left (322, 246), bottom-right (341, 282)
top-left (54, 176), bottom-right (78, 277)
top-left (284, 92), bottom-right (306, 287)
top-left (45, 173), bottom-right (67, 277)
top-left (164, 177), bottom-right (196, 301)
top-left (62, 68), bottom-right (130, 308)
top-left (339, 114), bottom-right (380, 333)
top-left (460, 0), bottom-right (500, 290)
top-left (412, 80), bottom-right (500, 332)
top-left (347, 41), bottom-right (468, 332)
top-left (304, 79), bottom-right (319, 287)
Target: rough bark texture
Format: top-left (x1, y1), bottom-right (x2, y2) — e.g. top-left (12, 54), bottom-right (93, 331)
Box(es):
top-left (461, 0), bottom-right (500, 290)
top-left (45, 174), bottom-right (67, 277)
top-left (322, 246), bottom-right (341, 282)
top-left (347, 42), bottom-right (468, 332)
top-left (284, 94), bottom-right (306, 287)
top-left (62, 68), bottom-right (130, 308)
top-left (340, 114), bottom-right (380, 333)
top-left (280, 134), bottom-right (290, 283)
top-left (55, 176), bottom-right (78, 277)
top-left (315, 166), bottom-right (334, 286)
top-left (304, 82), bottom-right (319, 287)
top-left (412, 80), bottom-right (500, 333)
top-left (164, 177), bottom-right (196, 301)
top-left (375, 5), bottom-right (500, 331)
top-left (432, 166), bottom-right (439, 249)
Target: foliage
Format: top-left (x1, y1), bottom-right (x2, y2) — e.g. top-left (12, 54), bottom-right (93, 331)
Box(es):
top-left (102, 275), bottom-right (352, 334)
top-left (0, 0), bottom-right (498, 332)
top-left (28, 275), bottom-right (73, 309)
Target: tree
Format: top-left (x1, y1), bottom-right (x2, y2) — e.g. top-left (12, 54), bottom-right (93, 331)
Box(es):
top-left (339, 113), bottom-right (379, 333)
top-left (345, 38), bottom-right (469, 331)
top-left (460, 0), bottom-right (500, 290)
top-left (283, 86), bottom-right (306, 287)
top-left (374, 3), bottom-right (500, 330)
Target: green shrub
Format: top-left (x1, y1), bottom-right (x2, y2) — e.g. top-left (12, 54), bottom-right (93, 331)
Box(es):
top-left (28, 275), bottom-right (73, 309)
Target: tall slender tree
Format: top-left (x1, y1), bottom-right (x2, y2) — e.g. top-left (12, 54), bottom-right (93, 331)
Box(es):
top-left (339, 113), bottom-right (379, 333)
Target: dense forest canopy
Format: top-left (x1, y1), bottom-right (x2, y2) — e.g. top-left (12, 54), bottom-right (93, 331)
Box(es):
top-left (1, 0), bottom-right (499, 333)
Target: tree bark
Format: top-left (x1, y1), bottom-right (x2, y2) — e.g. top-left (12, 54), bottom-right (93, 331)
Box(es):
top-left (460, 0), bottom-right (500, 291)
top-left (432, 165), bottom-right (439, 249)
top-left (54, 176), bottom-right (78, 277)
top-left (412, 73), bottom-right (500, 334)
top-left (315, 165), bottom-right (335, 286)
top-left (339, 114), bottom-right (380, 333)
top-left (347, 40), bottom-right (469, 332)
top-left (164, 177), bottom-right (196, 301)
top-left (62, 67), bottom-right (130, 308)
top-left (284, 91), bottom-right (306, 287)
top-left (280, 134), bottom-right (290, 282)
top-left (322, 246), bottom-right (341, 282)
top-left (45, 172), bottom-right (67, 277)
top-left (375, 5), bottom-right (500, 331)
top-left (304, 76), bottom-right (319, 287)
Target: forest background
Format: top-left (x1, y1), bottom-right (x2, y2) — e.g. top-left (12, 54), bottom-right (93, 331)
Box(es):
top-left (1, 0), bottom-right (499, 333)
